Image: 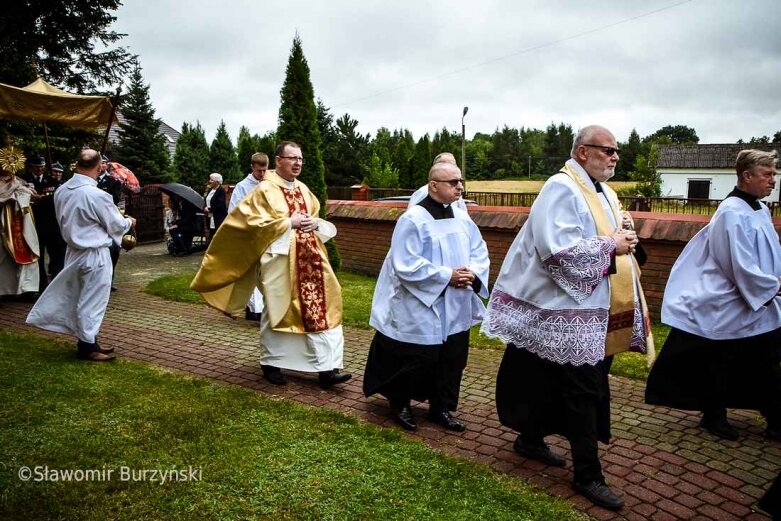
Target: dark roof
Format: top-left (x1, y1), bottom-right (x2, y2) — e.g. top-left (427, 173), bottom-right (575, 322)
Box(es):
top-left (657, 143), bottom-right (781, 169)
top-left (107, 112), bottom-right (180, 157)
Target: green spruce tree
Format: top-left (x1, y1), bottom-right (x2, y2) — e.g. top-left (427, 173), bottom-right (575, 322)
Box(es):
top-left (113, 62), bottom-right (171, 184)
top-left (173, 122), bottom-right (211, 191)
top-left (236, 126), bottom-right (255, 176)
top-left (411, 134), bottom-right (433, 187)
top-left (277, 34), bottom-right (340, 269)
top-left (209, 121), bottom-right (241, 183)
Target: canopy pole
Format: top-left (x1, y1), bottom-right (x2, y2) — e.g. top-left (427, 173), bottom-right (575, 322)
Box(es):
top-left (43, 121), bottom-right (53, 174)
top-left (100, 87), bottom-right (122, 154)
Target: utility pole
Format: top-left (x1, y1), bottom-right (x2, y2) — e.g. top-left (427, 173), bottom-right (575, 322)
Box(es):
top-left (461, 106), bottom-right (469, 187)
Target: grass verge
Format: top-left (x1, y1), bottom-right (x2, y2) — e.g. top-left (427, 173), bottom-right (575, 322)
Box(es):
top-left (0, 331), bottom-right (586, 521)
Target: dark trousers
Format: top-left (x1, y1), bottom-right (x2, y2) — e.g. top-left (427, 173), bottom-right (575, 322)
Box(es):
top-left (109, 241), bottom-right (120, 283)
top-left (35, 227), bottom-right (66, 292)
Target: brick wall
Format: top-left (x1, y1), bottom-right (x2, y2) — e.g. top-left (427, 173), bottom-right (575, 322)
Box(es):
top-left (327, 201), bottom-right (781, 320)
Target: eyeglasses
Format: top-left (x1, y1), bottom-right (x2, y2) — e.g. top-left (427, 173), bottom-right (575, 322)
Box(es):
top-left (279, 156), bottom-right (304, 163)
top-left (582, 144), bottom-right (620, 156)
top-left (432, 178), bottom-right (464, 187)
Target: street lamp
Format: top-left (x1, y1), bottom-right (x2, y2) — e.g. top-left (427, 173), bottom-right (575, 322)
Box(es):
top-left (461, 106), bottom-right (469, 187)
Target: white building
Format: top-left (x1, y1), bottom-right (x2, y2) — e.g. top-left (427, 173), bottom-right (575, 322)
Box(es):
top-left (658, 143), bottom-right (780, 202)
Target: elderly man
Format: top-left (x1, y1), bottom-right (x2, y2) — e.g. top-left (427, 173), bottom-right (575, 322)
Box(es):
top-left (192, 141), bottom-right (351, 389)
top-left (23, 156), bottom-right (63, 292)
top-left (27, 149), bottom-right (134, 361)
top-left (481, 125), bottom-right (651, 510)
top-left (364, 160), bottom-right (489, 432)
top-left (229, 152), bottom-right (269, 321)
top-left (646, 149), bottom-right (781, 441)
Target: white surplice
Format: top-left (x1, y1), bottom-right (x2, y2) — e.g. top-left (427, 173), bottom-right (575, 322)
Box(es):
top-left (481, 159), bottom-right (645, 366)
top-left (662, 196), bottom-right (781, 339)
top-left (0, 176), bottom-right (39, 295)
top-left (26, 174), bottom-right (132, 343)
top-left (228, 173), bottom-right (264, 314)
top-left (370, 204), bottom-right (489, 345)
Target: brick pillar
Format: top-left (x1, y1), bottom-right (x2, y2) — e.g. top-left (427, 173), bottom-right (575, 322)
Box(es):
top-left (351, 184), bottom-right (369, 201)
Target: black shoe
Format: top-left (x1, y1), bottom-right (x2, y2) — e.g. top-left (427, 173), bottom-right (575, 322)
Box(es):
top-left (261, 365), bottom-right (287, 386)
top-left (574, 480), bottom-right (624, 510)
top-left (244, 308), bottom-right (261, 321)
top-left (700, 416), bottom-right (739, 441)
top-left (394, 406), bottom-right (417, 431)
top-left (765, 426), bottom-right (781, 441)
top-left (513, 436), bottom-right (566, 467)
top-left (318, 369), bottom-right (352, 389)
top-left (110, 286), bottom-right (118, 292)
top-left (427, 409), bottom-right (466, 432)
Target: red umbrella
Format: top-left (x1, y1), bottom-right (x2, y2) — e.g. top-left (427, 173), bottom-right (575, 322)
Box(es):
top-left (107, 162), bottom-right (141, 193)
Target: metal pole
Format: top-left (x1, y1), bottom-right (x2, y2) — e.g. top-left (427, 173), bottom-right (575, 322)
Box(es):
top-left (43, 122), bottom-right (53, 175)
top-left (461, 106), bottom-right (468, 189)
top-left (100, 87), bottom-right (122, 154)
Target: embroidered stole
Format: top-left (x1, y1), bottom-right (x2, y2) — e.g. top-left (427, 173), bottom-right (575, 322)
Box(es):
top-left (560, 164), bottom-right (654, 359)
top-left (1, 202), bottom-right (37, 264)
top-left (280, 186), bottom-right (329, 332)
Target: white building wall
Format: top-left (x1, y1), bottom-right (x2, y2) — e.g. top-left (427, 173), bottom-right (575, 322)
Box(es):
top-left (659, 168), bottom-right (780, 202)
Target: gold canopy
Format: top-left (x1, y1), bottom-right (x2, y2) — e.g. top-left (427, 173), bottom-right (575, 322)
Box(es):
top-left (0, 78), bottom-right (117, 128)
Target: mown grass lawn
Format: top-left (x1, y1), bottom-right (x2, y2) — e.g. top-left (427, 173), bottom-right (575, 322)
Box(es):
top-left (0, 331), bottom-right (587, 521)
top-left (145, 271), bottom-right (669, 381)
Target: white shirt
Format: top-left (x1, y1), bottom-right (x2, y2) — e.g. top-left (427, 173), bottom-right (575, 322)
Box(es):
top-left (229, 173), bottom-right (261, 210)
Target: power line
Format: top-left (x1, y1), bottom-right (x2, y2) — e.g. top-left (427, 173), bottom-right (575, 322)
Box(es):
top-left (332, 0), bottom-right (693, 109)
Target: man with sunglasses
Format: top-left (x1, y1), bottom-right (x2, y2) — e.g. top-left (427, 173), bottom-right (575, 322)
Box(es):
top-left (364, 161), bottom-right (489, 433)
top-left (481, 125), bottom-right (652, 511)
top-left (192, 141), bottom-right (351, 389)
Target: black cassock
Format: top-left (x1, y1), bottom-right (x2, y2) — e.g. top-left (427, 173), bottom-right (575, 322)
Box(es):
top-left (363, 196), bottom-right (477, 412)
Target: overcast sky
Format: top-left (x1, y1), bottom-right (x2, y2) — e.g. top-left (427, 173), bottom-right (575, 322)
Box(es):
top-left (112, 0), bottom-right (781, 145)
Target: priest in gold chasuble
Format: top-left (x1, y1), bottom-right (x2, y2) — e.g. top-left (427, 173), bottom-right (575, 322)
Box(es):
top-left (192, 141), bottom-right (351, 388)
top-left (0, 168), bottom-right (39, 296)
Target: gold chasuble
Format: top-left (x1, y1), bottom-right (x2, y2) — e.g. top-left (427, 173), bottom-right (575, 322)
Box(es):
top-left (560, 164), bottom-right (654, 359)
top-left (191, 171), bottom-right (342, 333)
top-left (2, 202), bottom-right (37, 264)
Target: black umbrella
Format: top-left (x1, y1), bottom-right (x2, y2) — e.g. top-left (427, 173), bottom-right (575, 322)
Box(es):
top-left (160, 183), bottom-right (205, 210)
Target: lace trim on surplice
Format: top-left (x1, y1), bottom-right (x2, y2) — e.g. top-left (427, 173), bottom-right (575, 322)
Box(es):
top-left (483, 289), bottom-right (608, 366)
top-left (542, 236), bottom-right (614, 304)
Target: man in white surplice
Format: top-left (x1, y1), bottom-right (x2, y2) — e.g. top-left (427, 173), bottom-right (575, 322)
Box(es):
top-left (481, 125), bottom-right (651, 511)
top-left (27, 149), bottom-right (134, 361)
top-left (364, 161), bottom-right (489, 433)
top-left (228, 152), bottom-right (268, 321)
top-left (646, 149), bottom-right (781, 442)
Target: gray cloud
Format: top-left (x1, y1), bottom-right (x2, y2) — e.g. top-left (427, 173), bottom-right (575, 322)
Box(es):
top-left (113, 0), bottom-right (781, 144)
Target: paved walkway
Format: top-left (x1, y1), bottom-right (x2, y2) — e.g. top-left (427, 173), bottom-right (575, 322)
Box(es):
top-left (2, 243), bottom-right (778, 520)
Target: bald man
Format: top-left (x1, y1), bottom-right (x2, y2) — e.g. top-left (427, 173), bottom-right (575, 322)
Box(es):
top-left (481, 125), bottom-right (652, 510)
top-left (365, 161), bottom-right (489, 432)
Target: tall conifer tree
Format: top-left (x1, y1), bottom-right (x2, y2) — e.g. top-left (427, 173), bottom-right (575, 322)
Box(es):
top-left (209, 121), bottom-right (241, 183)
top-left (114, 63), bottom-right (171, 184)
top-left (236, 126), bottom-right (255, 175)
top-left (173, 122), bottom-right (210, 191)
top-left (277, 34), bottom-right (340, 268)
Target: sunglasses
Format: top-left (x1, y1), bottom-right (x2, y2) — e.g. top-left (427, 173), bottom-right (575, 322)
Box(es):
top-left (432, 178), bottom-right (464, 187)
top-left (582, 144), bottom-right (620, 156)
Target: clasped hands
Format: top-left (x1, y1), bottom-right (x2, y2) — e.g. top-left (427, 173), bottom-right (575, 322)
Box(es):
top-left (450, 267), bottom-right (476, 288)
top-left (612, 228), bottom-right (638, 255)
top-left (290, 211), bottom-right (319, 233)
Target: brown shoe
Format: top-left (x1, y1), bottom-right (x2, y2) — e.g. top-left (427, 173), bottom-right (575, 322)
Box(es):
top-left (77, 351), bottom-right (116, 362)
top-left (95, 343), bottom-right (115, 354)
